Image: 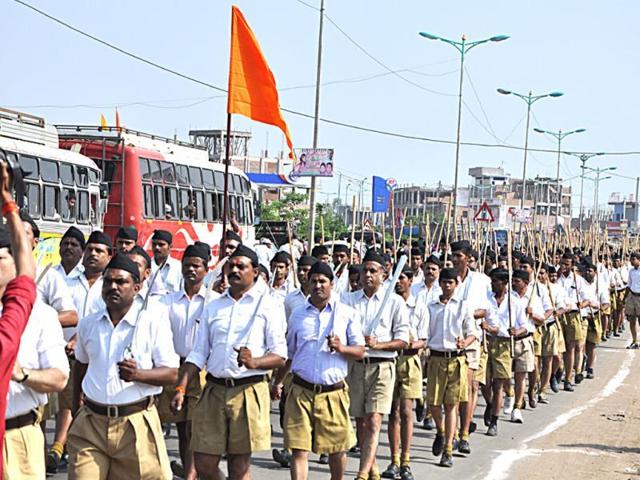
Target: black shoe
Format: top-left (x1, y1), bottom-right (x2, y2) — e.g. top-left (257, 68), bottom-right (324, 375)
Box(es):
top-left (46, 450), bottom-right (62, 475)
top-left (469, 421), bottom-right (477, 434)
top-left (452, 438), bottom-right (459, 451)
top-left (601, 335), bottom-right (608, 342)
top-left (272, 448), bottom-right (291, 468)
top-left (170, 460), bottom-right (185, 479)
top-left (400, 465), bottom-right (415, 480)
top-left (575, 373), bottom-right (584, 384)
top-left (554, 369), bottom-right (564, 383)
top-left (563, 381), bottom-right (574, 392)
top-left (432, 433), bottom-right (445, 456)
top-left (458, 439), bottom-right (471, 454)
top-left (381, 463), bottom-right (400, 479)
top-left (486, 423), bottom-right (498, 437)
top-left (627, 342), bottom-right (637, 349)
top-left (483, 404), bottom-right (492, 427)
top-left (422, 416), bottom-right (435, 431)
top-left (163, 423), bottom-right (171, 438)
top-left (349, 445), bottom-right (360, 454)
top-left (439, 453), bottom-right (453, 468)
top-left (586, 368), bottom-right (594, 379)
top-left (550, 375), bottom-right (559, 393)
top-left (415, 400), bottom-right (426, 423)
top-left (318, 453), bottom-right (329, 464)
top-left (614, 331), bottom-right (621, 337)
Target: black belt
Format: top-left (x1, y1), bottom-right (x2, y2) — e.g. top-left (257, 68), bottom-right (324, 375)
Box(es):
top-left (402, 348), bottom-right (421, 356)
top-left (206, 373), bottom-right (267, 388)
top-left (630, 291), bottom-right (640, 296)
top-left (430, 350), bottom-right (465, 358)
top-left (356, 357), bottom-right (395, 364)
top-left (292, 374), bottom-right (345, 393)
top-left (85, 397), bottom-right (153, 418)
top-left (515, 332), bottom-right (533, 340)
top-left (5, 410), bottom-right (37, 431)
top-left (488, 336), bottom-right (511, 342)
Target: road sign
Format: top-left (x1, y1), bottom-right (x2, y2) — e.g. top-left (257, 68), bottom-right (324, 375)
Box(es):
top-left (475, 202), bottom-right (494, 222)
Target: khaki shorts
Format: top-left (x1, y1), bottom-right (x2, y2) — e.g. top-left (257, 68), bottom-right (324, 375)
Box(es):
top-left (347, 359), bottom-right (395, 417)
top-left (464, 339), bottom-right (481, 370)
top-left (284, 383), bottom-right (355, 454)
top-left (3, 421), bottom-right (44, 480)
top-left (191, 379), bottom-right (271, 455)
top-left (67, 403), bottom-right (170, 480)
top-left (542, 322), bottom-right (561, 357)
top-left (487, 337), bottom-right (512, 380)
top-left (533, 328), bottom-right (542, 357)
top-left (514, 337), bottom-right (535, 373)
top-left (58, 357), bottom-right (74, 412)
top-left (394, 353), bottom-right (423, 400)
top-left (157, 366), bottom-right (206, 423)
top-left (625, 293), bottom-right (640, 317)
top-left (475, 349), bottom-right (488, 385)
top-left (426, 355), bottom-right (468, 407)
top-left (563, 311), bottom-right (586, 343)
top-left (614, 290), bottom-right (625, 312)
top-left (587, 315), bottom-right (603, 345)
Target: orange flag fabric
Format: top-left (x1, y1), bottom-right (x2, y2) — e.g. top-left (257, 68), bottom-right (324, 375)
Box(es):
top-left (99, 114), bottom-right (108, 129)
top-left (115, 108), bottom-right (122, 132)
top-left (227, 6), bottom-right (294, 158)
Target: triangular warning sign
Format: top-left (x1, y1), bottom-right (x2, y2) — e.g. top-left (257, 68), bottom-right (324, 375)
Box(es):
top-left (474, 202), bottom-right (494, 222)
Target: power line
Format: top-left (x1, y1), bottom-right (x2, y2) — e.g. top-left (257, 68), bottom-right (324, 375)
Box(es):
top-left (12, 0), bottom-right (640, 157)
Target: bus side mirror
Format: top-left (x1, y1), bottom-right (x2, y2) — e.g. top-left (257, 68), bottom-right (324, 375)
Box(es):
top-left (99, 182), bottom-right (109, 199)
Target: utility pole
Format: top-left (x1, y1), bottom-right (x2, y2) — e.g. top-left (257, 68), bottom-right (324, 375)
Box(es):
top-left (307, 0), bottom-right (325, 249)
top-left (564, 151), bottom-right (604, 230)
top-left (635, 176), bottom-right (640, 225)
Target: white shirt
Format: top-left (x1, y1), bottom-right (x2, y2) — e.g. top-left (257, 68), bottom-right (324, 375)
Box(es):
top-left (628, 266), bottom-right (640, 293)
top-left (332, 266), bottom-right (350, 297)
top-left (187, 280), bottom-right (287, 379)
top-left (485, 292), bottom-right (527, 338)
top-left (6, 302), bottom-right (69, 418)
top-left (161, 285), bottom-right (215, 358)
top-left (151, 256), bottom-right (183, 294)
top-left (67, 274), bottom-right (105, 342)
top-left (412, 281), bottom-right (442, 303)
top-left (345, 287), bottom-right (410, 359)
top-left (559, 272), bottom-right (589, 311)
top-left (406, 294), bottom-right (429, 341)
top-left (454, 269), bottom-right (491, 312)
top-left (271, 278), bottom-right (295, 302)
top-left (411, 269), bottom-right (425, 286)
top-left (426, 297), bottom-right (479, 351)
top-left (284, 288), bottom-right (307, 321)
top-left (37, 265), bottom-right (76, 313)
top-left (610, 268), bottom-right (626, 291)
top-left (516, 284), bottom-right (551, 333)
top-left (74, 302), bottom-right (179, 405)
top-left (547, 282), bottom-right (567, 325)
top-left (287, 297), bottom-right (364, 385)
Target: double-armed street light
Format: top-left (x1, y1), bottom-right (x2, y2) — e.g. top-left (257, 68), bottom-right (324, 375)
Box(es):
top-left (582, 165), bottom-right (616, 228)
top-left (564, 151), bottom-right (605, 229)
top-left (419, 31), bottom-right (509, 215)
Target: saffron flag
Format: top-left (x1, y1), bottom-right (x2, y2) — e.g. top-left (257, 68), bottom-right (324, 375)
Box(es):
top-left (100, 114), bottom-right (108, 129)
top-left (227, 6), bottom-right (294, 158)
top-left (115, 108), bottom-right (122, 132)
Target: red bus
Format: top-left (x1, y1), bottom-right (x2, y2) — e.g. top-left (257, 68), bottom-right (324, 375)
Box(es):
top-left (57, 125), bottom-right (255, 259)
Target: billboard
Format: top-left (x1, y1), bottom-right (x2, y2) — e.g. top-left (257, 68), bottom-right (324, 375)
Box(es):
top-left (291, 148), bottom-right (334, 177)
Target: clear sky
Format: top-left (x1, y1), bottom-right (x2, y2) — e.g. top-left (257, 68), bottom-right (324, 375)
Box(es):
top-left (3, 0), bottom-right (639, 215)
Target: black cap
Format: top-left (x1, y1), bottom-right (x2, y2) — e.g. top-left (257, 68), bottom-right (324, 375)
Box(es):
top-left (298, 255), bottom-right (317, 267)
top-left (105, 253), bottom-right (140, 283)
top-left (126, 245), bottom-right (151, 268)
top-left (225, 230), bottom-right (242, 244)
top-left (116, 226), bottom-right (138, 241)
top-left (152, 229), bottom-right (172, 244)
top-left (62, 226), bottom-right (85, 249)
top-left (489, 268), bottom-right (509, 282)
top-left (363, 249), bottom-right (385, 268)
top-left (512, 269), bottom-right (529, 282)
top-left (348, 263), bottom-right (363, 275)
top-left (271, 251), bottom-right (292, 265)
top-left (311, 245), bottom-right (329, 257)
top-left (309, 261), bottom-right (334, 281)
top-left (87, 230), bottom-right (112, 249)
top-left (333, 244), bottom-right (349, 254)
top-left (439, 268), bottom-right (458, 282)
top-left (183, 242), bottom-right (210, 263)
top-left (410, 248), bottom-right (422, 257)
top-left (258, 264), bottom-right (270, 280)
top-left (230, 244), bottom-right (259, 267)
top-left (425, 255), bottom-right (443, 269)
top-left (450, 240), bottom-right (472, 254)
top-left (520, 256), bottom-right (535, 267)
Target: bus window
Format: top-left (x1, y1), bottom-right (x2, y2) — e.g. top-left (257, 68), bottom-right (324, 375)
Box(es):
top-left (19, 155), bottom-right (39, 180)
top-left (149, 160), bottom-right (162, 182)
top-left (179, 189), bottom-right (193, 220)
top-left (229, 195), bottom-right (237, 219)
top-left (216, 193), bottom-right (224, 218)
top-left (153, 186), bottom-right (165, 219)
top-left (43, 185), bottom-right (60, 220)
top-left (60, 163), bottom-right (74, 186)
top-left (76, 166), bottom-right (89, 187)
top-left (189, 167), bottom-right (203, 188)
top-left (77, 191), bottom-right (89, 224)
top-left (193, 191), bottom-right (205, 221)
top-left (205, 192), bottom-right (215, 222)
top-left (88, 169), bottom-right (100, 184)
top-left (214, 171), bottom-right (225, 190)
top-left (160, 162), bottom-right (175, 184)
top-left (176, 165), bottom-right (189, 186)
top-left (203, 169), bottom-right (215, 190)
top-left (164, 187), bottom-right (178, 219)
top-left (230, 175), bottom-right (239, 193)
top-left (237, 197), bottom-right (245, 224)
top-left (139, 158), bottom-right (151, 182)
top-left (143, 184), bottom-right (153, 218)
top-left (245, 199), bottom-right (253, 224)
top-left (41, 159), bottom-right (59, 183)
top-left (61, 188), bottom-right (76, 222)
top-left (26, 184), bottom-right (40, 218)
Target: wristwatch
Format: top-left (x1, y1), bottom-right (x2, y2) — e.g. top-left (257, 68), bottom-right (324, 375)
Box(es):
top-left (17, 367), bottom-right (29, 384)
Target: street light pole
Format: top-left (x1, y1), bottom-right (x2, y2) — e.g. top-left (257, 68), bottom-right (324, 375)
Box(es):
top-left (564, 152), bottom-right (605, 230)
top-left (497, 89), bottom-right (564, 214)
top-left (533, 127), bottom-right (586, 229)
top-left (583, 165), bottom-right (616, 230)
top-left (419, 32), bottom-right (509, 218)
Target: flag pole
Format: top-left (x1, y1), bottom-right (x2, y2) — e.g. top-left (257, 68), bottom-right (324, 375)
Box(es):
top-left (222, 113), bottom-right (232, 251)
top-left (307, 0), bottom-right (325, 251)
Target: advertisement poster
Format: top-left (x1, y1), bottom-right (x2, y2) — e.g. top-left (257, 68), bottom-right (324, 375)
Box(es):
top-left (291, 148), bottom-right (334, 177)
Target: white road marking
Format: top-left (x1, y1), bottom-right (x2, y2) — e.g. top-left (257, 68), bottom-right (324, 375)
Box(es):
top-left (484, 350), bottom-right (635, 480)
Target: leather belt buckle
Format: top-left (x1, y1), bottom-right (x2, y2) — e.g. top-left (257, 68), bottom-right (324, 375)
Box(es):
top-left (107, 405), bottom-right (119, 418)
top-left (313, 384), bottom-right (322, 394)
top-left (225, 378), bottom-right (236, 388)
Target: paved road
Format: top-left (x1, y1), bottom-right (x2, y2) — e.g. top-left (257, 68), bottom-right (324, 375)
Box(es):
top-left (47, 332), bottom-right (635, 479)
